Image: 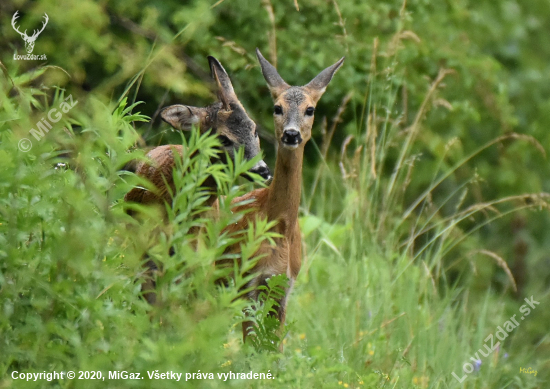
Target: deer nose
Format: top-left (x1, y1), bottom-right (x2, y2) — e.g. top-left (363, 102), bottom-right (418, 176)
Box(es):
top-left (248, 160), bottom-right (272, 182)
top-left (281, 129), bottom-right (302, 146)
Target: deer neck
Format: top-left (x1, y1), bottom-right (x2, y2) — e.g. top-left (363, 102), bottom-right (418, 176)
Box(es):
top-left (267, 144), bottom-right (304, 232)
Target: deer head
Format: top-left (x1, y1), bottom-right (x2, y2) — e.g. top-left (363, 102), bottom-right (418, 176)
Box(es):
top-left (255, 49), bottom-right (344, 151)
top-left (11, 11), bottom-right (49, 54)
top-left (160, 56), bottom-right (271, 181)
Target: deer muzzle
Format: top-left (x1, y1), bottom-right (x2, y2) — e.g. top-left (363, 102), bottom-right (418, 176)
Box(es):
top-left (248, 160), bottom-right (272, 182)
top-left (281, 129), bottom-right (302, 148)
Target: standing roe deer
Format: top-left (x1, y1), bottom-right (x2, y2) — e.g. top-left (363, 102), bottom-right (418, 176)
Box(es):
top-left (218, 49), bottom-right (344, 343)
top-left (124, 56), bottom-right (271, 304)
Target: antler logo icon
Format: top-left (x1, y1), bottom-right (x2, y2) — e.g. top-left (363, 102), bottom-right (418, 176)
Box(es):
top-left (11, 11), bottom-right (49, 54)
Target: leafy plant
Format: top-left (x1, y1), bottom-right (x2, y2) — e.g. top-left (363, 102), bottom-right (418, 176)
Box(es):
top-left (245, 274), bottom-right (289, 353)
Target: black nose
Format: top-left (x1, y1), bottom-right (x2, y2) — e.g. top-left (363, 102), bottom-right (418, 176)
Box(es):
top-left (253, 164), bottom-right (271, 180)
top-left (247, 161), bottom-right (272, 182)
top-left (281, 129), bottom-right (302, 145)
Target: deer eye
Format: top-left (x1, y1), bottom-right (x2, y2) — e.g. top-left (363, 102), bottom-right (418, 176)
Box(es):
top-left (274, 105), bottom-right (283, 115)
top-left (218, 135), bottom-right (233, 147)
top-left (305, 107), bottom-right (315, 116)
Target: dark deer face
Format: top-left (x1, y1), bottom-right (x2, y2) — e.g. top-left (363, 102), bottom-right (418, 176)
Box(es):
top-left (255, 49), bottom-right (344, 151)
top-left (160, 57), bottom-right (271, 181)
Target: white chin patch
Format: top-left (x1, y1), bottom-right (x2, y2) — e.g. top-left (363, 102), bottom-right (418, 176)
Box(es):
top-left (281, 143), bottom-right (299, 150)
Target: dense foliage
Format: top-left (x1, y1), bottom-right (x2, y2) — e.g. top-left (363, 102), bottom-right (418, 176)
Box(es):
top-left (1, 0), bottom-right (549, 387)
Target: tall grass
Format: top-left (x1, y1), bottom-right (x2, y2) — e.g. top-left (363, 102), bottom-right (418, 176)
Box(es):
top-left (292, 22), bottom-right (548, 388)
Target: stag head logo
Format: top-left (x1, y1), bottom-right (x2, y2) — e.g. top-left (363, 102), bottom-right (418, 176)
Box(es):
top-left (11, 11), bottom-right (49, 54)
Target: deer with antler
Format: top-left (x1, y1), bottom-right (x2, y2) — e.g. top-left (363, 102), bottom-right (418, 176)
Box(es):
top-left (11, 11), bottom-right (49, 54)
top-left (217, 49), bottom-right (344, 343)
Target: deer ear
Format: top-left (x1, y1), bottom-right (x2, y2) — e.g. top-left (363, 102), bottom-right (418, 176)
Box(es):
top-left (256, 48), bottom-right (290, 99)
top-left (208, 56), bottom-right (238, 110)
top-left (304, 57), bottom-right (345, 103)
top-left (160, 105), bottom-right (208, 131)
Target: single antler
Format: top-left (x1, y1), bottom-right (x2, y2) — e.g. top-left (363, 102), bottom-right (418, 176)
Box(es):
top-left (31, 14), bottom-right (49, 39)
top-left (11, 11), bottom-right (28, 39)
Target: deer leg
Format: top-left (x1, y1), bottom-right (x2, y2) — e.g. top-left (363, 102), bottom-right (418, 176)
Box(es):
top-left (241, 289), bottom-right (291, 350)
top-left (275, 293), bottom-right (289, 352)
top-left (141, 257), bottom-right (159, 305)
top-left (140, 245), bottom-right (176, 305)
top-left (274, 279), bottom-right (295, 351)
top-left (242, 320), bottom-right (255, 344)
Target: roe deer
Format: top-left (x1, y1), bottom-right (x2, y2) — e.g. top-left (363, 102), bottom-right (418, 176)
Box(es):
top-left (124, 56), bottom-right (271, 212)
top-left (218, 49), bottom-right (344, 344)
top-left (124, 56), bottom-right (271, 304)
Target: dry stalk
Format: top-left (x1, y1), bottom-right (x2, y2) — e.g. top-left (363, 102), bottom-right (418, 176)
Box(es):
top-left (214, 37), bottom-right (247, 56)
top-left (400, 0), bottom-right (408, 17)
top-left (322, 91), bottom-right (352, 159)
top-left (358, 37), bottom-right (378, 135)
top-left (468, 249), bottom-right (517, 292)
top-left (422, 260), bottom-right (437, 295)
top-left (352, 145), bottom-right (363, 179)
top-left (402, 132), bottom-right (548, 225)
top-left (386, 30), bottom-right (421, 57)
top-left (339, 134), bottom-right (354, 179)
top-left (370, 37), bottom-right (379, 75)
top-left (332, 0), bottom-right (349, 52)
top-left (386, 68), bottom-right (455, 207)
top-left (261, 0), bottom-right (277, 67)
top-left (210, 0), bottom-right (226, 8)
top-left (402, 82), bottom-right (408, 126)
top-left (366, 110), bottom-right (377, 178)
top-left (411, 193), bottom-right (550, 246)
top-left (320, 115), bottom-right (328, 140)
top-left (503, 132), bottom-right (546, 158)
top-left (407, 68), bottom-right (455, 144)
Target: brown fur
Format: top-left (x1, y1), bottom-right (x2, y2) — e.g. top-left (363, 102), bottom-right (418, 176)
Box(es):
top-left (215, 49), bottom-right (344, 344)
top-left (125, 57), bottom-right (270, 304)
top-left (125, 56), bottom-right (269, 211)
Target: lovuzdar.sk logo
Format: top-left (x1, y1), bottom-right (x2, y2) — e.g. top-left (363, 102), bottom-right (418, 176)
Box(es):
top-left (12, 10), bottom-right (48, 60)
